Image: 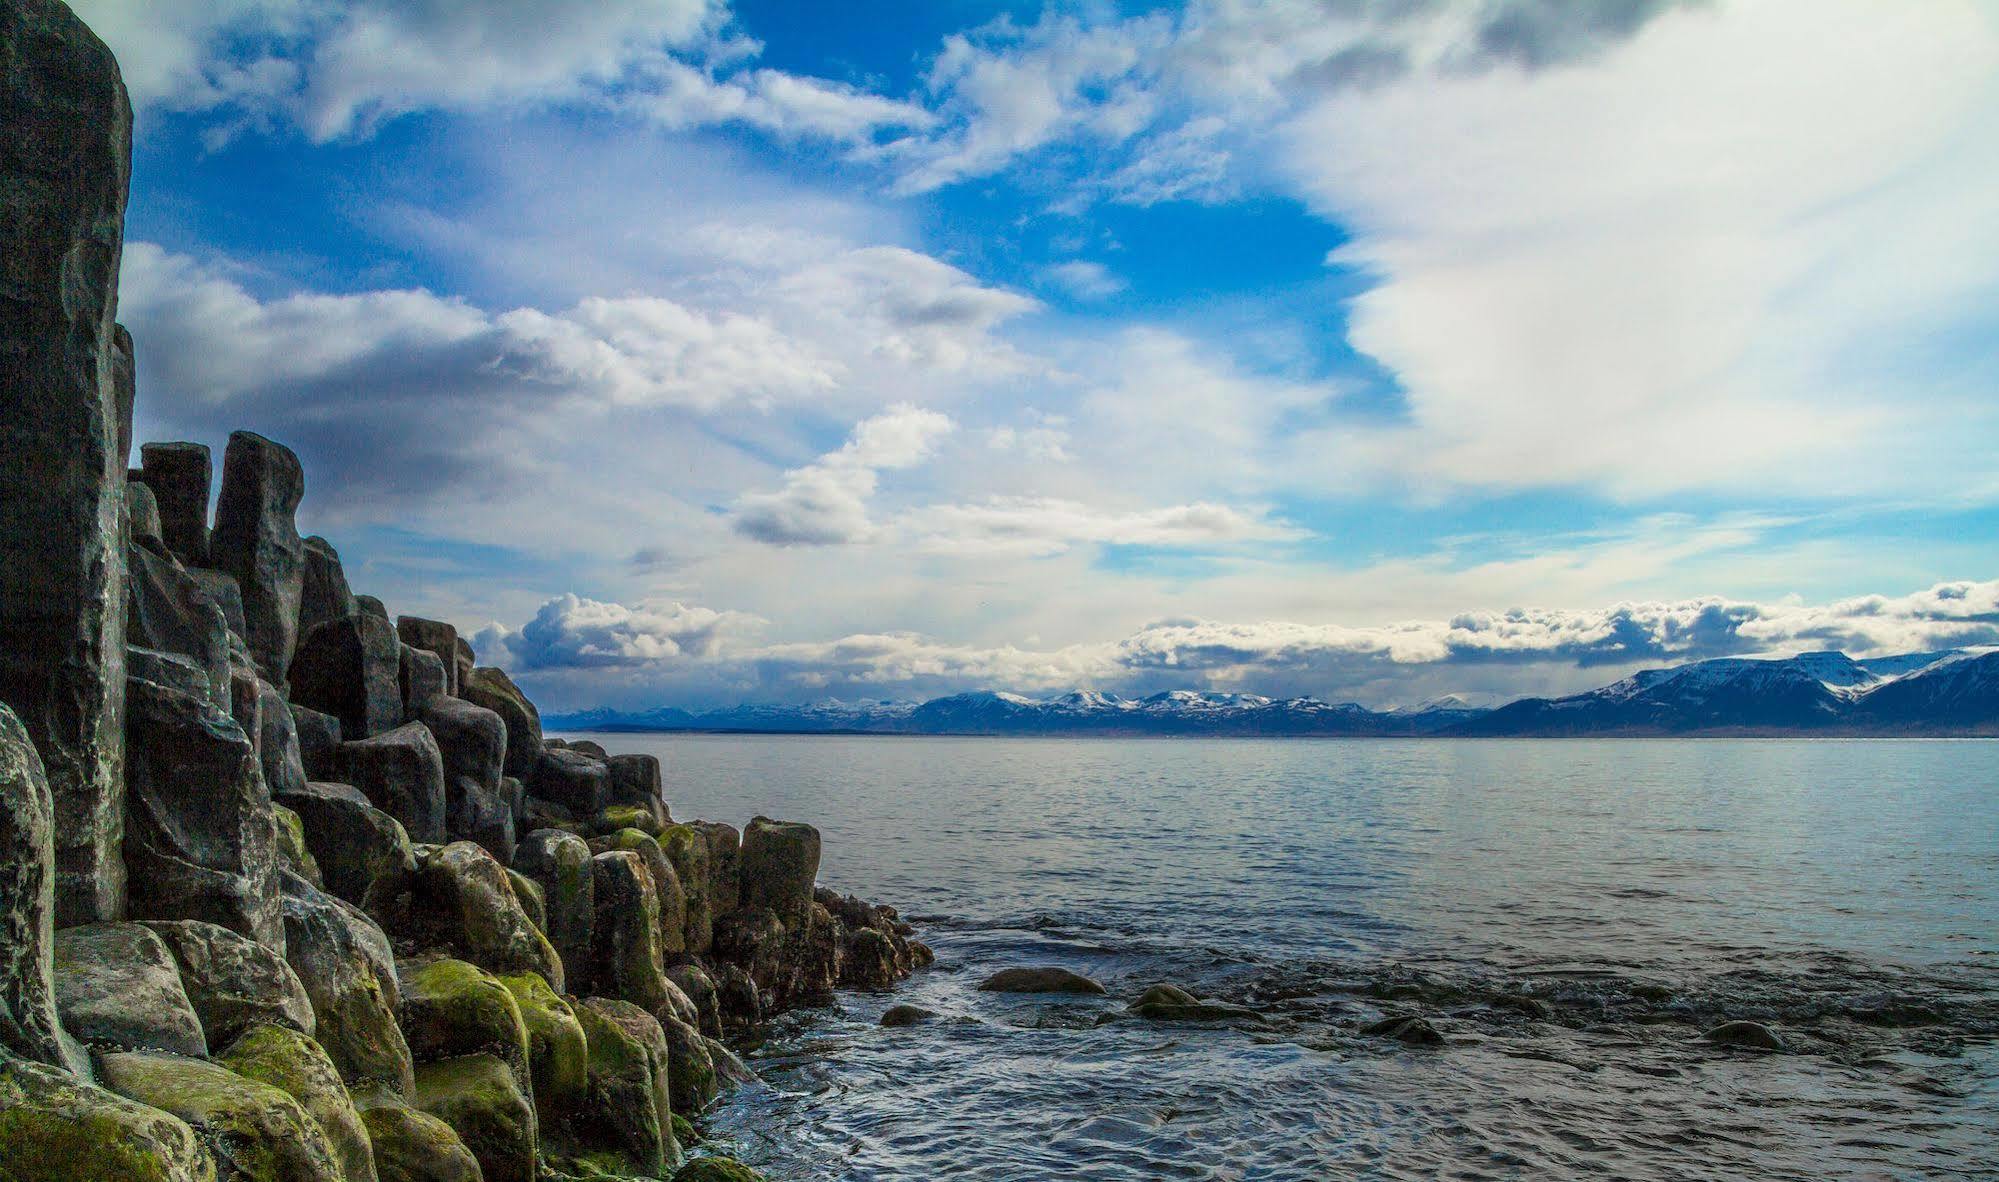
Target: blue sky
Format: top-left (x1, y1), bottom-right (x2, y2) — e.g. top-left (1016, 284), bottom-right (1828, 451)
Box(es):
top-left (80, 0), bottom-right (1999, 710)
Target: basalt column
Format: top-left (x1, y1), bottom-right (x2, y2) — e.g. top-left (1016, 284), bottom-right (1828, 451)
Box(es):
top-left (0, 0), bottom-right (135, 925)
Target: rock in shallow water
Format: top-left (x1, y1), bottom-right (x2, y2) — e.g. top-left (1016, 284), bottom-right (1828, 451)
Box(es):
top-left (978, 966), bottom-right (1107, 995)
top-left (880, 1004), bottom-right (937, 1027)
top-left (1703, 1019), bottom-right (1786, 1051)
top-left (1362, 1014), bottom-right (1445, 1046)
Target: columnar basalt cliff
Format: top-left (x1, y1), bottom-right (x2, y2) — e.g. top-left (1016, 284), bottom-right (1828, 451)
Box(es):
top-left (0, 5), bottom-right (930, 1180)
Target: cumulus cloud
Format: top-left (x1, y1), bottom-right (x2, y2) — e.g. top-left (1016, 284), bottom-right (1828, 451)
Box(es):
top-left (773, 248), bottom-right (1040, 373)
top-left (491, 593), bottom-right (761, 670)
top-left (732, 405), bottom-right (955, 546)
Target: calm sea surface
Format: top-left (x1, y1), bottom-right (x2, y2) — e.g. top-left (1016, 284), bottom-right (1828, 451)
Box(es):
top-left (568, 735), bottom-right (1999, 1181)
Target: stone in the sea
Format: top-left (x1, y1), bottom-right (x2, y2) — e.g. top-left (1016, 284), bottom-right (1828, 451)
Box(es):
top-left (298, 535), bottom-right (358, 636)
top-left (880, 1004), bottom-right (937, 1027)
top-left (0, 704), bottom-right (86, 1072)
top-left (0, 1056), bottom-right (215, 1182)
top-left (575, 997), bottom-right (678, 1177)
top-left (123, 655), bottom-right (284, 950)
top-left (397, 617), bottom-right (460, 697)
top-left (280, 872), bottom-right (413, 1096)
top-left (977, 966), bottom-right (1106, 995)
top-left (1129, 983), bottom-right (1259, 1023)
top-left (216, 1022), bottom-right (379, 1182)
top-left (411, 1053), bottom-right (538, 1182)
top-left (139, 442), bottom-right (212, 567)
top-left (0, 0), bottom-right (133, 930)
top-left (52, 922), bottom-right (207, 1057)
top-left (357, 1094), bottom-right (483, 1182)
top-left (739, 817), bottom-right (820, 931)
top-left (99, 1050), bottom-right (346, 1182)
top-left (210, 431), bottom-right (307, 683)
top-left (514, 829), bottom-right (594, 989)
top-left (418, 696), bottom-right (512, 864)
top-left (337, 721), bottom-right (447, 844)
top-left (533, 746), bottom-right (609, 819)
top-left (460, 667), bottom-right (541, 781)
top-left (1703, 1020), bottom-right (1786, 1051)
top-left (842, 927), bottom-right (900, 992)
top-left (293, 611), bottom-right (403, 741)
top-left (275, 780), bottom-right (415, 914)
top-left (140, 919), bottom-right (314, 1049)
top-left (1361, 1014), bottom-right (1444, 1045)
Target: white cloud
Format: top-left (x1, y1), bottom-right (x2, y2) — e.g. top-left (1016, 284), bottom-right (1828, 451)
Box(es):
top-left (773, 247), bottom-right (1040, 373)
top-left (732, 405), bottom-right (955, 546)
top-left (627, 57), bottom-right (934, 140)
top-left (904, 497), bottom-right (1301, 557)
top-left (1040, 260), bottom-right (1126, 300)
top-left (495, 593), bottom-right (761, 669)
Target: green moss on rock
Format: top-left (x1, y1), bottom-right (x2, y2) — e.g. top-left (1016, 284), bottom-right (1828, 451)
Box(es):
top-left (592, 805), bottom-right (662, 839)
top-left (497, 972), bottom-right (586, 1120)
top-left (97, 1050), bottom-right (346, 1182)
top-left (411, 1054), bottom-right (538, 1182)
top-left (0, 1057), bottom-right (216, 1182)
top-left (272, 804), bottom-right (322, 888)
top-left (672, 1156), bottom-right (767, 1182)
top-left (355, 1094), bottom-right (481, 1182)
top-left (216, 1024), bottom-right (377, 1182)
top-left (398, 957), bottom-right (531, 1087)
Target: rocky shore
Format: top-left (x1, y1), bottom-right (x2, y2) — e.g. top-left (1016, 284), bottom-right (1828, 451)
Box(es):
top-left (0, 4), bottom-right (930, 1179)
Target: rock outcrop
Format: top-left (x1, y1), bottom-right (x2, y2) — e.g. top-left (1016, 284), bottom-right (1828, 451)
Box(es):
top-left (0, 704), bottom-right (85, 1072)
top-left (210, 431), bottom-right (307, 685)
top-left (138, 442), bottom-right (212, 567)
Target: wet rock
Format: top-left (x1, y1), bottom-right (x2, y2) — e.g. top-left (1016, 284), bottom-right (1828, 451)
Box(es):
top-left (411, 1054), bottom-right (538, 1182)
top-left (739, 817), bottom-right (820, 931)
top-left (398, 958), bottom-right (532, 1090)
top-left (140, 920), bottom-right (313, 1048)
top-left (978, 967), bottom-right (1106, 995)
top-left (713, 963), bottom-right (761, 1031)
top-left (216, 1023), bottom-right (378, 1182)
top-left (673, 1156), bottom-right (767, 1182)
top-left (0, 0), bottom-right (132, 930)
top-left (276, 781), bottom-right (416, 914)
top-left (0, 1056), bottom-right (214, 1182)
top-left (281, 872), bottom-right (413, 1096)
top-left (575, 997), bottom-right (678, 1178)
top-left (532, 747), bottom-right (609, 819)
top-left (515, 830), bottom-right (594, 989)
top-left (52, 922), bottom-right (206, 1057)
top-left (1362, 1015), bottom-right (1445, 1046)
top-left (128, 480), bottom-right (164, 546)
top-left (399, 842), bottom-right (563, 990)
top-left (710, 908), bottom-right (786, 1007)
top-left (590, 850), bottom-right (671, 1011)
top-left (100, 1050), bottom-right (345, 1182)
top-left (880, 1004), bottom-right (937, 1027)
top-left (418, 697), bottom-right (511, 864)
top-left (663, 1012), bottom-right (720, 1115)
top-left (298, 536), bottom-right (357, 637)
top-left (1129, 983), bottom-right (1260, 1023)
top-left (127, 542), bottom-right (230, 708)
top-left (400, 645), bottom-right (448, 715)
top-left (123, 657), bottom-right (284, 949)
top-left (337, 721), bottom-right (447, 844)
top-left (842, 927), bottom-right (899, 992)
top-left (138, 442), bottom-right (213, 568)
top-left (396, 617), bottom-right (460, 697)
top-left (0, 704), bottom-right (86, 1071)
top-left (290, 703), bottom-right (342, 780)
top-left (293, 612), bottom-right (403, 741)
top-left (357, 1094), bottom-right (483, 1182)
top-left (590, 828), bottom-right (687, 957)
top-left (210, 431), bottom-right (307, 683)
top-left (660, 824), bottom-right (713, 954)
top-left (188, 569), bottom-right (247, 639)
top-left (1704, 1020), bottom-right (1787, 1051)
top-left (667, 962), bottom-right (723, 1039)
top-left (498, 972), bottom-right (587, 1124)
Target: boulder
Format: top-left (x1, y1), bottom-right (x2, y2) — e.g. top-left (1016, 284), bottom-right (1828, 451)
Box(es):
top-left (128, 479), bottom-right (164, 546)
top-left (52, 922), bottom-right (206, 1057)
top-left (411, 1054), bottom-right (538, 1182)
top-left (498, 972), bottom-right (587, 1124)
top-left (505, 870), bottom-right (544, 932)
top-left (217, 1023), bottom-right (378, 1182)
top-left (660, 1013), bottom-right (719, 1115)
top-left (140, 920), bottom-right (314, 1048)
top-left (977, 967), bottom-right (1106, 995)
top-left (589, 828), bottom-right (687, 957)
top-left (356, 1095), bottom-right (483, 1182)
top-left (188, 569), bottom-right (247, 638)
top-left (665, 962), bottom-right (722, 1040)
top-left (99, 1051), bottom-right (345, 1182)
top-left (691, 821), bottom-right (740, 918)
top-left (225, 640), bottom-right (262, 741)
top-left (123, 658), bottom-right (283, 950)
top-left (575, 998), bottom-right (677, 1177)
top-left (126, 542), bottom-right (230, 709)
top-left (590, 801), bottom-right (664, 839)
top-left (272, 804), bottom-right (322, 887)
top-left (209, 431), bottom-right (306, 684)
top-left (531, 747), bottom-right (608, 819)
top-left (674, 1157), bottom-right (766, 1182)
top-left (336, 722), bottom-right (447, 844)
top-left (590, 851), bottom-right (671, 1011)
top-left (880, 1004), bottom-right (936, 1028)
top-left (0, 1057), bottom-right (215, 1182)
top-left (356, 595), bottom-right (389, 619)
top-left (257, 677), bottom-right (306, 798)
top-left (280, 873), bottom-right (413, 1096)
top-left (567, 740), bottom-right (609, 761)
top-left (605, 753), bottom-right (661, 808)
top-left (738, 817), bottom-right (820, 931)
top-left (842, 927), bottom-right (899, 992)
top-left (396, 618), bottom-right (460, 697)
top-left (1704, 1020), bottom-right (1786, 1051)
top-left (417, 697), bottom-right (511, 864)
top-left (138, 442), bottom-right (212, 567)
top-left (1361, 1014), bottom-right (1444, 1045)
top-left (0, 704), bottom-right (85, 1071)
top-left (659, 825), bottom-right (712, 954)
top-left (400, 645), bottom-right (448, 715)
top-left (514, 830), bottom-right (594, 989)
top-left (275, 781), bottom-right (415, 914)
top-left (1128, 983), bottom-right (1259, 1023)
top-left (710, 909), bottom-right (785, 1008)
top-left (452, 639), bottom-right (475, 697)
top-left (112, 321), bottom-right (135, 462)
top-left (713, 963), bottom-right (761, 1030)
top-left (298, 536), bottom-right (357, 637)
top-left (397, 958), bottom-right (532, 1089)
top-left (290, 703), bottom-right (342, 780)
top-left (293, 612), bottom-right (403, 741)
top-left (0, 0), bottom-right (132, 929)
top-left (399, 843), bottom-right (563, 991)
top-left (460, 667), bottom-right (542, 779)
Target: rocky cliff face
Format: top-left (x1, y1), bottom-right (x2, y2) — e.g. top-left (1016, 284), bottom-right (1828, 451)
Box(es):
top-left (0, 5), bottom-right (929, 1179)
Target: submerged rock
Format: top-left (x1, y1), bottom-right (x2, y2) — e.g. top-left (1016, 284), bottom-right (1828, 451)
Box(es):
top-left (673, 1157), bottom-right (767, 1182)
top-left (1362, 1015), bottom-right (1445, 1045)
top-left (0, 1056), bottom-right (215, 1182)
top-left (880, 1004), bottom-right (937, 1027)
top-left (1129, 983), bottom-right (1261, 1022)
top-left (1704, 1020), bottom-right (1786, 1051)
top-left (978, 967), bottom-right (1107, 995)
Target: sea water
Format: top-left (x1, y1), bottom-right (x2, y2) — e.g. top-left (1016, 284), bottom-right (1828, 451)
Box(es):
top-left (570, 734), bottom-right (1999, 1181)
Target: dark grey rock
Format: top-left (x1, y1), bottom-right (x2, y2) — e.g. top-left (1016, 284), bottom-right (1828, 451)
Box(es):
top-left (336, 721), bottom-right (447, 844)
top-left (274, 780), bottom-right (415, 914)
top-left (531, 747), bottom-right (608, 819)
top-left (514, 830), bottom-right (593, 990)
top-left (590, 850), bottom-right (670, 1011)
top-left (127, 539), bottom-right (230, 709)
top-left (290, 702), bottom-right (342, 781)
top-left (399, 842), bottom-right (563, 991)
top-left (127, 480), bottom-right (163, 547)
top-left (452, 638), bottom-right (475, 695)
top-left (0, 703), bottom-right (87, 1072)
top-left (567, 740), bottom-right (608, 761)
top-left (292, 611), bottom-right (402, 740)
top-left (419, 696), bottom-right (512, 863)
top-left (461, 666), bottom-right (542, 780)
top-left (665, 962), bottom-right (722, 1039)
top-left (880, 1004), bottom-right (936, 1027)
top-left (739, 816), bottom-right (821, 930)
top-left (112, 324), bottom-right (135, 462)
top-left (210, 430), bottom-right (306, 683)
top-left (396, 616), bottom-right (459, 697)
top-left (257, 677), bottom-right (306, 799)
top-left (1361, 1014), bottom-right (1445, 1045)
top-left (606, 752), bottom-right (660, 807)
top-left (280, 871), bottom-right (412, 1095)
top-left (139, 919), bottom-right (314, 1048)
top-left (691, 820), bottom-right (739, 918)
top-left (0, 0), bottom-right (135, 930)
top-left (299, 535), bottom-right (357, 637)
top-left (52, 922), bottom-right (207, 1057)
top-left (1704, 1020), bottom-right (1786, 1051)
top-left (401, 644), bottom-right (448, 715)
top-left (138, 442), bottom-right (212, 567)
top-left (188, 567), bottom-right (247, 637)
top-left (977, 967), bottom-right (1106, 995)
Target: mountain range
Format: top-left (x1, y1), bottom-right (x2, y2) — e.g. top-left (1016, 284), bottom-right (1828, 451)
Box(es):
top-left (543, 648), bottom-right (1999, 737)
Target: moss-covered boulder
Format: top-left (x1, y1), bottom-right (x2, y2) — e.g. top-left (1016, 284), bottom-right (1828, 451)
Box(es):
top-left (411, 1054), bottom-right (538, 1182)
top-left (275, 781), bottom-right (415, 915)
top-left (141, 920), bottom-right (314, 1048)
top-left (574, 998), bottom-right (677, 1178)
top-left (665, 962), bottom-right (722, 1039)
top-left (505, 869), bottom-right (546, 933)
top-left (588, 828), bottom-right (686, 957)
top-left (281, 873), bottom-right (413, 1096)
top-left (659, 1014), bottom-right (718, 1116)
top-left (738, 818), bottom-right (819, 932)
top-left (0, 1056), bottom-right (216, 1182)
top-left (589, 850), bottom-right (672, 1011)
top-left (590, 803), bottom-right (663, 839)
top-left (673, 1157), bottom-right (766, 1182)
top-left (401, 842), bottom-right (563, 992)
top-left (658, 825), bottom-right (712, 955)
top-left (271, 804), bottom-right (322, 888)
top-left (515, 829), bottom-right (594, 989)
top-left (355, 1094), bottom-right (482, 1182)
top-left (688, 822), bottom-right (740, 919)
top-left (216, 1024), bottom-right (376, 1182)
top-left (99, 1051), bottom-right (345, 1182)
top-left (52, 922), bottom-right (208, 1057)
top-left (498, 973), bottom-right (586, 1122)
top-left (398, 957), bottom-right (532, 1089)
